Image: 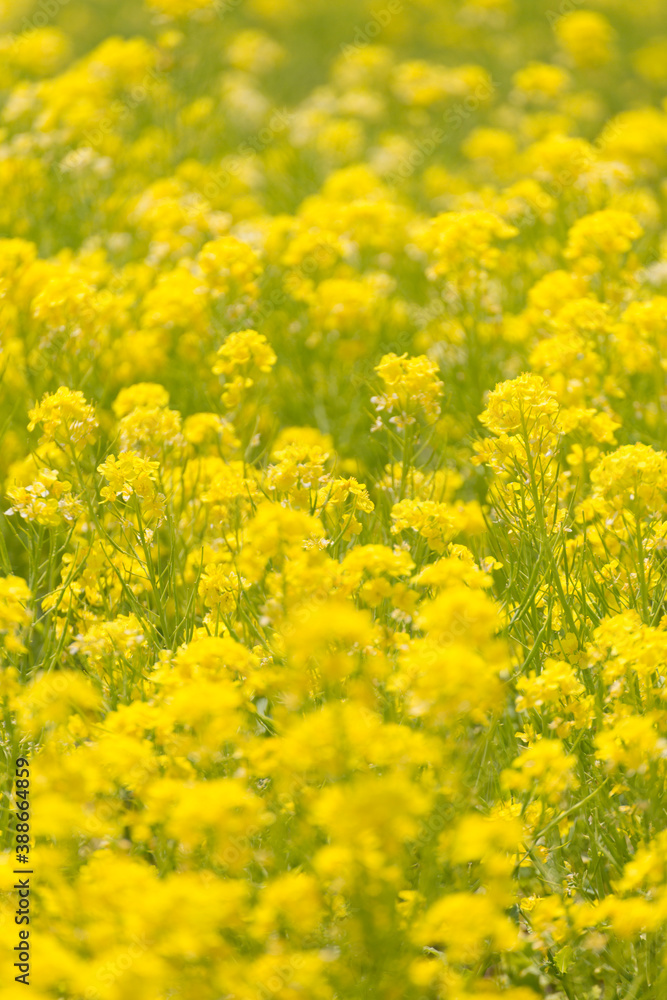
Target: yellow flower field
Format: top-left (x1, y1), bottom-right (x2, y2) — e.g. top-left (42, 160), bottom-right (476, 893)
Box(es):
top-left (2, 0), bottom-right (667, 996)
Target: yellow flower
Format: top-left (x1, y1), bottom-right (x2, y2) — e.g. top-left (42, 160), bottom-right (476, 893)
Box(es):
top-left (417, 209), bottom-right (518, 279)
top-left (502, 739), bottom-right (579, 805)
top-left (564, 210), bottom-right (643, 269)
top-left (28, 387), bottom-right (98, 447)
top-left (413, 892), bottom-right (518, 962)
top-left (373, 352), bottom-right (443, 424)
top-left (556, 11), bottom-right (615, 69)
top-left (513, 62), bottom-right (570, 100)
top-left (590, 443), bottom-right (667, 518)
top-left (0, 575), bottom-right (32, 653)
top-left (479, 372), bottom-right (560, 438)
top-left (112, 382), bottom-right (170, 417)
